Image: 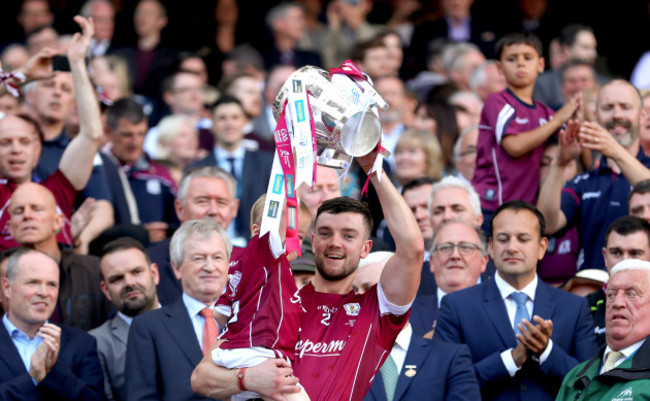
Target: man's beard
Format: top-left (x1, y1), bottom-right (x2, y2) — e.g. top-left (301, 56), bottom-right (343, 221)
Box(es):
top-left (315, 256), bottom-right (358, 282)
top-left (120, 285), bottom-right (156, 317)
top-left (606, 119), bottom-right (638, 148)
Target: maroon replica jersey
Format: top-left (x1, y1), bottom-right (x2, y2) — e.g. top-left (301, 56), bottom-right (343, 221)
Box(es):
top-left (0, 170), bottom-right (77, 250)
top-left (293, 283), bottom-right (409, 401)
top-left (216, 232), bottom-right (303, 360)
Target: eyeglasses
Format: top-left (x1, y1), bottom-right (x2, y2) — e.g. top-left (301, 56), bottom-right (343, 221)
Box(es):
top-left (433, 242), bottom-right (481, 256)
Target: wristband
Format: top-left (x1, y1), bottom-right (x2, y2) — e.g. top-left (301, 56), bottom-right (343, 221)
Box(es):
top-left (236, 367), bottom-right (248, 391)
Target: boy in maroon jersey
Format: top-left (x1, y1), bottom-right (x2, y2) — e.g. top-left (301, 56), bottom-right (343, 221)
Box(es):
top-left (191, 155), bottom-right (425, 401)
top-left (212, 195), bottom-right (312, 401)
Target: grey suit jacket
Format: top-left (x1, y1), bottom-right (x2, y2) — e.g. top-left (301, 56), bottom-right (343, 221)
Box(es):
top-left (89, 314), bottom-right (130, 401)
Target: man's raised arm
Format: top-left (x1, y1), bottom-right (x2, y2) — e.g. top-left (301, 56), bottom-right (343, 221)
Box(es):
top-left (371, 169), bottom-right (424, 306)
top-left (58, 16), bottom-right (102, 190)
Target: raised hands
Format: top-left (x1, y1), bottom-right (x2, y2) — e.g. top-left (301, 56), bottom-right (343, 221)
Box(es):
top-left (29, 323), bottom-right (62, 383)
top-left (67, 15), bottom-right (95, 65)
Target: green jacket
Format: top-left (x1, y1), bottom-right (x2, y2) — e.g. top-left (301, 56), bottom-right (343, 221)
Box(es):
top-left (556, 339), bottom-right (650, 401)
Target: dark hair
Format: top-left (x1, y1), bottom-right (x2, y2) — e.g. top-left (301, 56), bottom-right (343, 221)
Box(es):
top-left (605, 216), bottom-right (650, 248)
top-left (351, 37), bottom-right (387, 63)
top-left (416, 101), bottom-right (459, 170)
top-left (15, 113), bottom-right (44, 145)
top-left (106, 97), bottom-right (146, 131)
top-left (316, 197), bottom-right (373, 239)
top-left (162, 70), bottom-right (201, 94)
top-left (561, 58), bottom-right (595, 82)
top-left (100, 237), bottom-right (151, 280)
top-left (560, 24), bottom-right (593, 47)
top-left (495, 32), bottom-right (543, 59)
top-left (401, 176), bottom-right (437, 195)
top-left (0, 247), bottom-right (22, 273)
top-left (490, 200), bottom-right (546, 239)
top-left (212, 94), bottom-right (245, 114)
top-left (630, 179), bottom-right (650, 204)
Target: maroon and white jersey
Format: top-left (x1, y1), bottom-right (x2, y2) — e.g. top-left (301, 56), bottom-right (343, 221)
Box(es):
top-left (293, 283), bottom-right (409, 401)
top-left (216, 232), bottom-right (303, 360)
top-left (472, 89), bottom-right (556, 211)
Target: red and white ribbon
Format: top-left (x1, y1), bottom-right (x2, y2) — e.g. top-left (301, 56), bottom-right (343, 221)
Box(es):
top-left (0, 70), bottom-right (25, 97)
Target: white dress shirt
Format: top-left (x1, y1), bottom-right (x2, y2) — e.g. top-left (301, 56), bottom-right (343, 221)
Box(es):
top-left (494, 273), bottom-right (553, 376)
top-left (389, 323), bottom-right (413, 374)
top-left (600, 339), bottom-right (646, 374)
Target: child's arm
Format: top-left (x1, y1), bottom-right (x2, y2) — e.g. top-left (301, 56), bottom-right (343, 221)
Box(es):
top-left (501, 97), bottom-right (580, 158)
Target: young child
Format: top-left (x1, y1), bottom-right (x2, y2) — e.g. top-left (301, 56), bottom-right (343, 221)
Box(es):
top-left (471, 32), bottom-right (581, 227)
top-left (213, 194), bottom-right (313, 401)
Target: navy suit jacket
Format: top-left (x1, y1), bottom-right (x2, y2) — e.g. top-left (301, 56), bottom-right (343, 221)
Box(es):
top-left (410, 293), bottom-right (438, 337)
top-left (125, 300), bottom-right (213, 401)
top-left (190, 149), bottom-right (273, 240)
top-left (364, 336), bottom-right (480, 401)
top-left (147, 238), bottom-right (181, 306)
top-left (0, 323), bottom-right (106, 401)
top-left (435, 277), bottom-right (597, 401)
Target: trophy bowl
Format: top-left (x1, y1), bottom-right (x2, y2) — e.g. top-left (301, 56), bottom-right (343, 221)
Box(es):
top-left (273, 66), bottom-right (386, 169)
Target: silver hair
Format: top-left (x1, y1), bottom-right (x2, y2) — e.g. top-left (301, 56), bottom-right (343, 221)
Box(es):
top-left (446, 42), bottom-right (482, 74)
top-left (428, 175), bottom-right (482, 218)
top-left (469, 60), bottom-right (499, 93)
top-left (610, 258), bottom-right (650, 278)
top-left (169, 219), bottom-right (233, 268)
top-left (80, 0), bottom-right (115, 18)
top-left (177, 166), bottom-right (237, 205)
top-left (156, 115), bottom-right (196, 159)
top-left (430, 220), bottom-right (487, 255)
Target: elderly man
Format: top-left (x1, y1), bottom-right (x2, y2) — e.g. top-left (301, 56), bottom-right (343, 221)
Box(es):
top-left (147, 166), bottom-right (238, 306)
top-left (126, 220), bottom-right (230, 400)
top-left (8, 183), bottom-right (112, 330)
top-left (418, 175), bottom-right (490, 296)
top-left (0, 248), bottom-right (105, 399)
top-left (538, 79), bottom-right (650, 271)
top-left (354, 252), bottom-right (481, 401)
top-left (90, 237), bottom-right (160, 401)
top-left (557, 258), bottom-right (650, 400)
top-left (436, 200), bottom-right (597, 401)
top-left (411, 221), bottom-right (488, 337)
top-left (587, 216), bottom-right (650, 347)
top-left (191, 157), bottom-right (424, 400)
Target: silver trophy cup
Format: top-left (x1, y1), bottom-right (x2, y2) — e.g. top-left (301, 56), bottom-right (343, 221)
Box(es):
top-left (272, 66), bottom-right (388, 169)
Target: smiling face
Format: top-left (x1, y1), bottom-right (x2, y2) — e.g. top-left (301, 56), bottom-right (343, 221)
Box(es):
top-left (312, 212), bottom-right (372, 283)
top-left (394, 141), bottom-right (428, 185)
top-left (213, 102), bottom-right (247, 151)
top-left (173, 232), bottom-right (229, 304)
top-left (498, 43), bottom-right (544, 90)
top-left (0, 116), bottom-right (41, 184)
top-left (2, 251), bottom-right (59, 336)
top-left (490, 208), bottom-right (547, 289)
top-left (597, 81), bottom-right (643, 149)
top-left (8, 183), bottom-right (63, 247)
top-left (606, 269), bottom-right (650, 350)
top-left (431, 222), bottom-right (487, 293)
top-left (175, 176), bottom-right (238, 229)
top-left (100, 248), bottom-right (159, 317)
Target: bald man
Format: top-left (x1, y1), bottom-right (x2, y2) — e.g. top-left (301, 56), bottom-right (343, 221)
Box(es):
top-left (8, 183), bottom-right (112, 330)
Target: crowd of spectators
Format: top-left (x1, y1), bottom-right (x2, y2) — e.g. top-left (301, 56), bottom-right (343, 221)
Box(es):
top-left (3, 0), bottom-right (650, 400)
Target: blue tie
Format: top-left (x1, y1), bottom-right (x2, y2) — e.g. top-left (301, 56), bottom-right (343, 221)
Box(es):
top-left (511, 292), bottom-right (529, 338)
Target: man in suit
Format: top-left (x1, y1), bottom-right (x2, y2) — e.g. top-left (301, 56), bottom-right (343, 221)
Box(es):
top-left (191, 95), bottom-right (273, 242)
top-left (410, 221), bottom-right (488, 337)
top-left (355, 252), bottom-right (481, 401)
top-left (418, 176), bottom-right (488, 296)
top-left (435, 200), bottom-right (597, 401)
top-left (147, 166), bottom-right (238, 306)
top-left (90, 238), bottom-right (160, 401)
top-left (556, 258), bottom-right (650, 400)
top-left (0, 248), bottom-right (105, 400)
top-left (125, 220), bottom-right (230, 400)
